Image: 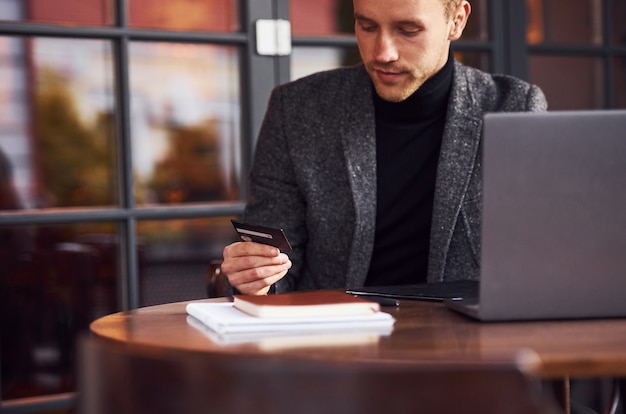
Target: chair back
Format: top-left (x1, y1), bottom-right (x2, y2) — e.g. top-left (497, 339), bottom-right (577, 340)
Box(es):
top-left (78, 336), bottom-right (562, 414)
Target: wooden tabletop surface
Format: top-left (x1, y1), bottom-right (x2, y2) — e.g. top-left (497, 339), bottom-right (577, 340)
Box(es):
top-left (90, 297), bottom-right (626, 379)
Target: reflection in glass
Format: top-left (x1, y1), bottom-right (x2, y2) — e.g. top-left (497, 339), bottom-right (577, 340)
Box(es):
top-left (461, 0), bottom-right (489, 41)
top-left (137, 217), bottom-right (238, 306)
top-left (615, 57), bottom-right (626, 108)
top-left (455, 51), bottom-right (491, 73)
top-left (128, 42), bottom-right (240, 205)
top-left (128, 0), bottom-right (238, 32)
top-left (529, 55), bottom-right (605, 109)
top-left (526, 0), bottom-right (602, 45)
top-left (291, 46), bottom-right (360, 81)
top-left (0, 222), bottom-right (119, 400)
top-left (0, 0), bottom-right (113, 25)
top-left (614, 1), bottom-right (626, 46)
top-left (290, 0), bottom-right (354, 36)
top-left (0, 37), bottom-right (117, 210)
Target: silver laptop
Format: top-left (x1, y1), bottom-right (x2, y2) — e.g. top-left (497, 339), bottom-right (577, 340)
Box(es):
top-left (445, 110), bottom-right (626, 321)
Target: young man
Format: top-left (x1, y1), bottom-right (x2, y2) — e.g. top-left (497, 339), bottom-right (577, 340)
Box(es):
top-left (221, 0), bottom-right (548, 295)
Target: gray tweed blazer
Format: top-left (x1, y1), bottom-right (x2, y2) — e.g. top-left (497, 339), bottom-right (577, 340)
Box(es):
top-left (244, 60), bottom-right (548, 292)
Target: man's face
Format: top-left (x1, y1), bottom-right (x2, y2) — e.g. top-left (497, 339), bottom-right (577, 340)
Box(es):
top-left (354, 0), bottom-right (467, 102)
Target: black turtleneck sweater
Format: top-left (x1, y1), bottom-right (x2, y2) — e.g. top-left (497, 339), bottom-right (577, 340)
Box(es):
top-left (365, 53), bottom-right (453, 286)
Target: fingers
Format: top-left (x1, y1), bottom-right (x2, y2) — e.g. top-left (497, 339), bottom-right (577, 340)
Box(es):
top-left (231, 267), bottom-right (291, 295)
top-left (221, 242), bottom-right (292, 295)
top-left (223, 241), bottom-right (281, 260)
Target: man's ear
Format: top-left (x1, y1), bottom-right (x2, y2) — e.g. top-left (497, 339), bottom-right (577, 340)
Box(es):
top-left (449, 1), bottom-right (471, 41)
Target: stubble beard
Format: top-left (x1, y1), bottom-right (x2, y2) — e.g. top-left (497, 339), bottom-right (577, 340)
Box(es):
top-left (367, 63), bottom-right (430, 103)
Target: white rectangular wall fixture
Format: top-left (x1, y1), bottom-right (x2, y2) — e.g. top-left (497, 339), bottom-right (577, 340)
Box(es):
top-left (256, 19), bottom-right (292, 56)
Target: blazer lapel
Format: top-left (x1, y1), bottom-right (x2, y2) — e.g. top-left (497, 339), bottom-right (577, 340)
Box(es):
top-left (428, 63), bottom-right (483, 282)
top-left (340, 69), bottom-right (378, 288)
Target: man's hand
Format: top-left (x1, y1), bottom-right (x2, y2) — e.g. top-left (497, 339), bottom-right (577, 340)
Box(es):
top-left (221, 241), bottom-right (292, 295)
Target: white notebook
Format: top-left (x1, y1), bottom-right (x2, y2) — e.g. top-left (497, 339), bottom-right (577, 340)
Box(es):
top-left (186, 315), bottom-right (393, 348)
top-left (186, 302), bottom-right (395, 335)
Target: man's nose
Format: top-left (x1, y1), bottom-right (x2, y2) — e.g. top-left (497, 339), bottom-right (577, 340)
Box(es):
top-left (374, 33), bottom-right (399, 63)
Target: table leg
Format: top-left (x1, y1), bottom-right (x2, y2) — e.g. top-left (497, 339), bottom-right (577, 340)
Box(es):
top-left (543, 377), bottom-right (571, 414)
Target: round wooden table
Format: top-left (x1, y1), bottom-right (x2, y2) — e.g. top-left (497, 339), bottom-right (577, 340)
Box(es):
top-left (81, 298), bottom-right (626, 414)
top-left (90, 297), bottom-right (626, 378)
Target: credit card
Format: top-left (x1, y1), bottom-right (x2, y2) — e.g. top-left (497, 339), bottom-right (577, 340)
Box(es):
top-left (231, 220), bottom-right (293, 251)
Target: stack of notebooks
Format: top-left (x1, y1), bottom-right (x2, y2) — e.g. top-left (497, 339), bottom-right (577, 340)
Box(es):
top-left (186, 291), bottom-right (395, 345)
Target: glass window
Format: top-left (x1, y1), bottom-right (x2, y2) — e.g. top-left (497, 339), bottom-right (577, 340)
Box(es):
top-left (455, 51), bottom-right (491, 73)
top-left (0, 0), bottom-right (114, 26)
top-left (290, 0), bottom-right (354, 36)
top-left (0, 36), bottom-right (117, 211)
top-left (128, 42), bottom-right (240, 205)
top-left (137, 217), bottom-right (238, 306)
top-left (291, 46), bottom-right (360, 81)
top-left (461, 0), bottom-right (489, 41)
top-left (526, 0), bottom-right (602, 45)
top-left (614, 0), bottom-right (626, 46)
top-left (615, 57), bottom-right (626, 108)
top-left (127, 0), bottom-right (238, 32)
top-left (0, 222), bottom-right (119, 400)
top-left (529, 55), bottom-right (605, 109)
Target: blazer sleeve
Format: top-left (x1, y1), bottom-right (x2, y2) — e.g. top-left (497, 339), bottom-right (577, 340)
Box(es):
top-left (243, 87), bottom-right (307, 292)
top-left (526, 84), bottom-right (549, 111)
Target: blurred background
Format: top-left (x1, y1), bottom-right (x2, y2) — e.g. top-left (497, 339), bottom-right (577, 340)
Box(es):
top-left (0, 0), bottom-right (624, 412)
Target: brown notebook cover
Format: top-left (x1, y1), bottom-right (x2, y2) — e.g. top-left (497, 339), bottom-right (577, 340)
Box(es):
top-left (233, 290), bottom-right (380, 318)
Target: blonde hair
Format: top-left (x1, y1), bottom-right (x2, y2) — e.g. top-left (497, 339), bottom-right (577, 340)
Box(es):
top-left (443, 0), bottom-right (461, 20)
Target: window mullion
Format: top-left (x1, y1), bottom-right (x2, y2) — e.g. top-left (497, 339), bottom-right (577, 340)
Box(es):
top-left (114, 0), bottom-right (139, 310)
top-left (239, 0), bottom-right (282, 200)
top-left (506, 0), bottom-right (530, 80)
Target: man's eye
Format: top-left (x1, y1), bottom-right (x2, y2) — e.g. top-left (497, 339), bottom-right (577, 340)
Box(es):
top-left (399, 28), bottom-right (420, 36)
top-left (358, 23), bottom-right (377, 32)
